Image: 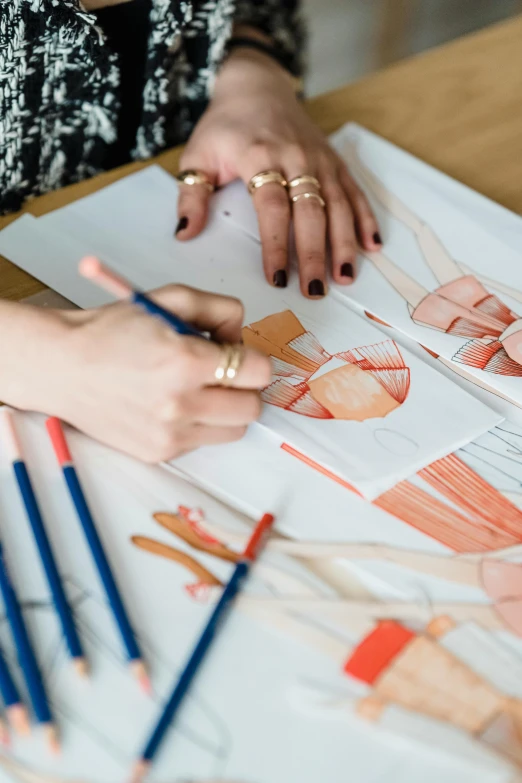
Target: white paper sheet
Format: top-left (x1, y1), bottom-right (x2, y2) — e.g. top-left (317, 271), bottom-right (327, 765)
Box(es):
top-left (326, 124), bottom-right (522, 412)
top-left (0, 176), bottom-right (499, 498)
top-left (202, 124), bottom-right (522, 426)
top-left (0, 415), bottom-right (514, 783)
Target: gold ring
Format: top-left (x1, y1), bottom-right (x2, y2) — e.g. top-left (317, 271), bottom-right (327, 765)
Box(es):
top-left (291, 192), bottom-right (326, 208)
top-left (288, 175), bottom-right (321, 190)
top-left (176, 169), bottom-right (214, 192)
top-left (248, 170), bottom-right (288, 195)
top-left (214, 344), bottom-right (243, 385)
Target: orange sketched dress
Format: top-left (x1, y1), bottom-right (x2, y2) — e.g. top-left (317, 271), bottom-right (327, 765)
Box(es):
top-left (411, 275), bottom-right (522, 376)
top-left (242, 311), bottom-right (411, 421)
top-left (345, 619), bottom-right (522, 769)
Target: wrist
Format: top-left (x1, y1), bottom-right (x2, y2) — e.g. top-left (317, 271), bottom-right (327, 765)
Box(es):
top-left (215, 47), bottom-right (298, 100)
top-left (0, 302), bottom-right (77, 414)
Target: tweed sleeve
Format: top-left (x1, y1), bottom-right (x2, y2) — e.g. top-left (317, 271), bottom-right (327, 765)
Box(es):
top-left (232, 0), bottom-right (306, 76)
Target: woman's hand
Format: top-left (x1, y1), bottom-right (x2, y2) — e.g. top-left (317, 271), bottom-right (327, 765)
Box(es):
top-left (2, 288), bottom-right (271, 462)
top-left (176, 48), bottom-right (382, 298)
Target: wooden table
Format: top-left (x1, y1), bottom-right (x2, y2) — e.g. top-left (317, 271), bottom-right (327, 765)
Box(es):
top-left (1, 15), bottom-right (522, 302)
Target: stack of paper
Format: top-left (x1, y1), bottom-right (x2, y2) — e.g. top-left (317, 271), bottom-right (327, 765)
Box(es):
top-left (1, 124), bottom-right (522, 782)
top-left (0, 153), bottom-right (502, 499)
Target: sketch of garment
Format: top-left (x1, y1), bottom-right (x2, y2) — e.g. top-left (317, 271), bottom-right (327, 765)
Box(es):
top-left (132, 507), bottom-right (522, 777)
top-left (284, 434), bottom-right (522, 554)
top-left (342, 142), bottom-right (522, 381)
top-left (347, 617), bottom-right (522, 768)
top-left (242, 311), bottom-right (410, 421)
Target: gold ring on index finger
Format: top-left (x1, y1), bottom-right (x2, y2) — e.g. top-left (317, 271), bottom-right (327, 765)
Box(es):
top-left (214, 344), bottom-right (244, 385)
top-left (248, 170), bottom-right (288, 195)
top-left (176, 169), bottom-right (215, 192)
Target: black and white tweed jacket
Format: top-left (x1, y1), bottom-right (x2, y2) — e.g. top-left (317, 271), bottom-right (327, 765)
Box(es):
top-left (0, 0), bottom-right (304, 214)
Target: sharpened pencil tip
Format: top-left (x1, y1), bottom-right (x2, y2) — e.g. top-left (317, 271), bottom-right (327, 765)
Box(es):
top-left (44, 724), bottom-right (61, 755)
top-left (73, 657), bottom-right (90, 678)
top-left (130, 759), bottom-right (150, 783)
top-left (130, 660), bottom-right (152, 694)
top-left (7, 704), bottom-right (31, 736)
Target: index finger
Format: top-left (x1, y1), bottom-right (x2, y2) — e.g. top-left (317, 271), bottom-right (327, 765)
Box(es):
top-left (149, 285), bottom-right (245, 343)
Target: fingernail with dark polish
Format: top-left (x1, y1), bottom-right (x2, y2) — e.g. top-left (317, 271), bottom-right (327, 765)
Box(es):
top-left (175, 216), bottom-right (189, 235)
top-left (308, 279), bottom-right (325, 297)
top-left (341, 262), bottom-right (353, 278)
top-left (273, 269), bottom-right (288, 288)
top-left (373, 231), bottom-right (382, 246)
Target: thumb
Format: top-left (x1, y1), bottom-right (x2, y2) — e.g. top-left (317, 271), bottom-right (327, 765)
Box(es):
top-left (175, 159), bottom-right (217, 241)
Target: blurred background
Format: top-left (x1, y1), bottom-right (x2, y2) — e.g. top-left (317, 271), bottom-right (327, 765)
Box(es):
top-left (304, 0), bottom-right (522, 96)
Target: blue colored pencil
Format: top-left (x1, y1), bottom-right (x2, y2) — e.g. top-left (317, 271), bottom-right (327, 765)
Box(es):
top-left (46, 417), bottom-right (150, 693)
top-left (80, 256), bottom-right (205, 338)
top-left (1, 410), bottom-right (86, 679)
top-left (132, 513), bottom-right (275, 781)
top-left (132, 291), bottom-right (204, 337)
top-left (0, 539), bottom-right (50, 741)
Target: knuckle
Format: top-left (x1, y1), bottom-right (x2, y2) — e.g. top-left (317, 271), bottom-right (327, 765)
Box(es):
top-left (160, 284), bottom-right (194, 309)
top-left (159, 395), bottom-right (189, 423)
top-left (227, 295), bottom-right (244, 324)
top-left (324, 183), bottom-right (348, 208)
top-left (354, 190), bottom-right (372, 213)
top-left (285, 144), bottom-right (308, 172)
top-left (171, 343), bottom-right (199, 382)
top-left (143, 427), bottom-right (180, 463)
top-left (248, 141), bottom-right (275, 170)
top-left (158, 429), bottom-right (183, 461)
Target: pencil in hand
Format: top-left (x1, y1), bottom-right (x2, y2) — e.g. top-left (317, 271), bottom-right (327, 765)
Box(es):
top-left (79, 256), bottom-right (205, 338)
top-left (46, 417), bottom-right (150, 693)
top-left (0, 410), bottom-right (87, 679)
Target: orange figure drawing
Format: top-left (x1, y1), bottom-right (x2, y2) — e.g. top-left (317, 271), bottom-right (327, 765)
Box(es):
top-left (132, 506), bottom-right (522, 775)
top-left (347, 617), bottom-right (522, 772)
top-left (342, 142), bottom-right (522, 381)
top-left (131, 503), bottom-right (522, 638)
top-left (242, 311), bottom-right (410, 421)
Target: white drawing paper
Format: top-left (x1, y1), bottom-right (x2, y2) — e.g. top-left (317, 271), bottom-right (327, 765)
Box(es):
top-left (0, 169), bottom-right (501, 499)
top-left (0, 415), bottom-right (516, 782)
top-left (328, 124), bottom-right (522, 412)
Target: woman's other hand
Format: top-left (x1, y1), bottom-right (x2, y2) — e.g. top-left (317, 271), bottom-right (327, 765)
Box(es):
top-left (175, 47), bottom-right (382, 298)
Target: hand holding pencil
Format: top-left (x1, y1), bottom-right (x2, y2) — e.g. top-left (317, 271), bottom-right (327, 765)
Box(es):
top-left (27, 260), bottom-right (271, 466)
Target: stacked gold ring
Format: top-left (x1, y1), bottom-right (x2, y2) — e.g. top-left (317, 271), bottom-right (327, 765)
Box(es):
top-left (214, 344), bottom-right (243, 385)
top-left (176, 169), bottom-right (215, 192)
top-left (248, 170), bottom-right (288, 194)
top-left (291, 191), bottom-right (326, 208)
top-left (288, 173), bottom-right (325, 209)
top-left (287, 175), bottom-right (321, 190)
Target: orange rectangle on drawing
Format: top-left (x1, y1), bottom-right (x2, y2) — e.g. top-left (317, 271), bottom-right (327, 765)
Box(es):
top-left (344, 620), bottom-right (416, 684)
